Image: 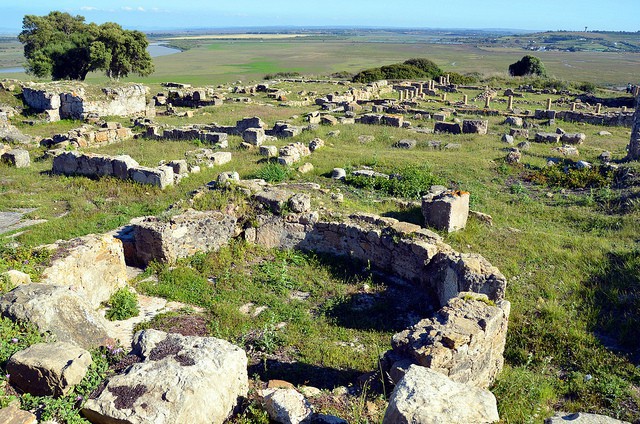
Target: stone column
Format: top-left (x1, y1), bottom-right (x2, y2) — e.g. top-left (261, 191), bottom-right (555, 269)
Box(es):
top-left (507, 96), bottom-right (513, 110)
top-left (622, 106), bottom-right (627, 113)
top-left (442, 93), bottom-right (447, 101)
top-left (596, 103), bottom-right (602, 114)
top-left (485, 97), bottom-right (491, 109)
top-left (463, 95), bottom-right (468, 106)
top-left (571, 102), bottom-right (576, 111)
top-left (628, 104), bottom-right (640, 160)
top-left (546, 98), bottom-right (552, 110)
top-left (399, 91), bottom-right (404, 101)
top-left (446, 74), bottom-right (450, 85)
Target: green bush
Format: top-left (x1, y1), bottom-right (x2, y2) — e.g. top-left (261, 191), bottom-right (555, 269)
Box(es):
top-left (508, 55), bottom-right (547, 77)
top-left (446, 71), bottom-right (478, 85)
top-left (403, 58), bottom-right (442, 79)
top-left (264, 71), bottom-right (301, 80)
top-left (345, 164), bottom-right (442, 199)
top-left (254, 162), bottom-right (292, 183)
top-left (526, 164), bottom-right (614, 189)
top-left (105, 288), bottom-right (140, 321)
top-left (352, 57), bottom-right (443, 83)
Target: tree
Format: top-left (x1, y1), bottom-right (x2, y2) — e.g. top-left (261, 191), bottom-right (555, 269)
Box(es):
top-left (508, 55), bottom-right (547, 77)
top-left (18, 11), bottom-right (153, 81)
top-left (403, 58), bottom-right (442, 79)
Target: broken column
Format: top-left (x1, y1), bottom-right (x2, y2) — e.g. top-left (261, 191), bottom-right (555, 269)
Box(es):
top-left (546, 98), bottom-right (552, 110)
top-left (484, 97), bottom-right (491, 109)
top-left (463, 95), bottom-right (468, 106)
top-left (507, 95), bottom-right (513, 110)
top-left (595, 103), bottom-right (602, 114)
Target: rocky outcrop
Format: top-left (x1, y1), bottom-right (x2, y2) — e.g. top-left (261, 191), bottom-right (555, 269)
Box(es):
top-left (6, 342), bottom-right (92, 397)
top-left (41, 234), bottom-right (128, 309)
top-left (391, 292), bottom-right (510, 389)
top-left (132, 210), bottom-right (237, 265)
top-left (82, 329), bottom-right (248, 424)
top-left (0, 406), bottom-right (37, 424)
top-left (383, 365), bottom-right (499, 424)
top-left (0, 284), bottom-right (111, 349)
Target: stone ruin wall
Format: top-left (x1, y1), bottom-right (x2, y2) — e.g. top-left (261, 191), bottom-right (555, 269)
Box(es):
top-left (628, 100), bottom-right (640, 160)
top-left (22, 83), bottom-right (152, 121)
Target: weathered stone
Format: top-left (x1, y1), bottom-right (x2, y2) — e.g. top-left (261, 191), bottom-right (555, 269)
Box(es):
top-left (505, 148), bottom-right (521, 164)
top-left (0, 284), bottom-right (112, 349)
top-left (278, 142), bottom-right (311, 165)
top-left (504, 116), bottom-right (523, 127)
top-left (243, 128), bottom-right (266, 146)
top-left (501, 134), bottom-right (514, 144)
top-left (133, 210), bottom-right (236, 266)
top-left (320, 115), bottom-right (338, 126)
top-left (599, 151), bottom-right (612, 162)
top-left (509, 128), bottom-right (529, 138)
top-left (535, 109), bottom-right (556, 120)
top-left (535, 132), bottom-right (561, 143)
top-left (383, 365), bottom-right (499, 424)
top-left (82, 330), bottom-right (248, 424)
top-left (383, 115), bottom-right (404, 127)
top-left (308, 138), bottom-right (325, 152)
top-left (260, 145), bottom-right (278, 157)
top-left (41, 234), bottom-right (127, 309)
top-left (0, 406), bottom-right (37, 424)
top-left (462, 120), bottom-right (488, 135)
top-left (289, 193), bottom-right (311, 213)
top-left (262, 388), bottom-right (313, 424)
top-left (130, 166), bottom-right (174, 189)
top-left (358, 135), bottom-right (375, 143)
top-left (391, 293), bottom-right (510, 388)
top-left (255, 188), bottom-right (292, 214)
top-left (554, 145), bottom-right (580, 156)
top-left (517, 141), bottom-right (531, 150)
top-left (211, 151), bottom-right (232, 166)
top-left (434, 122), bottom-right (461, 134)
top-left (297, 163), bottom-right (314, 174)
top-left (6, 342), bottom-right (92, 397)
top-left (112, 155), bottom-right (139, 180)
top-left (353, 169), bottom-right (389, 179)
top-left (561, 132), bottom-right (586, 145)
top-left (1, 270), bottom-right (31, 287)
top-left (394, 139), bottom-right (417, 149)
top-left (545, 412), bottom-right (630, 424)
top-left (1, 149), bottom-right (30, 168)
top-left (216, 171), bottom-right (240, 186)
top-left (422, 190), bottom-right (469, 232)
top-left (331, 168), bottom-right (346, 180)
top-left (167, 160), bottom-right (189, 175)
top-left (576, 160), bottom-right (592, 170)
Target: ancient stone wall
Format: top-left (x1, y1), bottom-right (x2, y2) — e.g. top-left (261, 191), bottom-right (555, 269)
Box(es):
top-left (22, 83), bottom-right (151, 121)
top-left (41, 123), bottom-right (133, 149)
top-left (628, 103), bottom-right (640, 160)
top-left (556, 110), bottom-right (633, 127)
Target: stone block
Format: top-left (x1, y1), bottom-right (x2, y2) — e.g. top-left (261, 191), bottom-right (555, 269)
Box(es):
top-left (168, 159), bottom-right (189, 175)
top-left (130, 166), bottom-right (174, 189)
top-left (0, 406), bottom-right (37, 424)
top-left (434, 122), bottom-right (462, 135)
top-left (112, 155), bottom-right (139, 180)
top-left (509, 128), bottom-right (529, 138)
top-left (211, 151), bottom-right (232, 166)
top-left (242, 128), bottom-right (265, 146)
top-left (534, 132), bottom-right (561, 143)
top-left (462, 120), bottom-right (489, 135)
top-left (260, 145), bottom-right (278, 157)
top-left (321, 115), bottom-right (338, 126)
top-left (422, 190), bottom-right (469, 232)
top-left (6, 342), bottom-right (92, 397)
top-left (560, 132), bottom-right (586, 145)
top-left (383, 114), bottom-right (404, 127)
top-left (394, 139), bottom-right (417, 149)
top-left (1, 149), bottom-right (30, 168)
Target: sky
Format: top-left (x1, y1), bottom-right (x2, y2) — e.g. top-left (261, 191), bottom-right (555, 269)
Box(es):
top-left (1, 0), bottom-right (638, 33)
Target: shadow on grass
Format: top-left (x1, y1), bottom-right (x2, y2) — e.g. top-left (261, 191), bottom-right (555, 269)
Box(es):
top-left (586, 249), bottom-right (640, 362)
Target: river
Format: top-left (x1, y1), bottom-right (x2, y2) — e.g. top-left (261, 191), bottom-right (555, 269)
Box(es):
top-left (0, 43), bottom-right (181, 74)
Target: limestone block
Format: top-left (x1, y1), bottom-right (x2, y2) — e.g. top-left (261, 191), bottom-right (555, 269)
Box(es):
top-left (422, 190), bottom-right (469, 232)
top-left (509, 128), bottom-right (529, 138)
top-left (82, 330), bottom-right (248, 424)
top-left (0, 284), bottom-right (112, 349)
top-left (133, 210), bottom-right (237, 265)
top-left (394, 139), bottom-right (417, 149)
top-left (320, 115), bottom-right (338, 126)
top-left (112, 155), bottom-right (140, 180)
top-left (535, 132), bottom-right (561, 143)
top-left (383, 115), bottom-right (403, 127)
top-left (308, 137), bottom-right (325, 152)
top-left (211, 151), bottom-right (232, 166)
top-left (1, 149), bottom-right (30, 168)
top-left (545, 412), bottom-right (630, 424)
top-left (6, 342), bottom-right (92, 397)
top-left (560, 133), bottom-right (586, 145)
top-left (383, 365), bottom-right (499, 424)
top-left (434, 122), bottom-right (462, 134)
top-left (41, 233), bottom-right (127, 309)
top-left (0, 406), bottom-right (37, 424)
top-left (462, 119), bottom-right (489, 135)
top-left (260, 145), bottom-right (278, 157)
top-left (242, 128), bottom-right (265, 146)
top-left (289, 193), bottom-right (311, 213)
top-left (504, 116), bottom-right (523, 127)
top-left (501, 134), bottom-right (514, 144)
top-left (167, 159), bottom-right (189, 175)
top-left (262, 388), bottom-right (313, 424)
top-left (331, 168), bottom-right (346, 180)
top-left (130, 166), bottom-right (174, 189)
top-left (1, 270), bottom-right (31, 287)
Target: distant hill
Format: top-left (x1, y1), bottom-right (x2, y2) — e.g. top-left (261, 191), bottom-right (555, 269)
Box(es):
top-left (492, 31), bottom-right (640, 52)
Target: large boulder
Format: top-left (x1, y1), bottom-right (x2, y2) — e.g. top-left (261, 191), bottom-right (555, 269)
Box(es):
top-left (41, 234), bottom-right (127, 309)
top-left (82, 329), bottom-right (248, 424)
top-left (6, 342), bottom-right (92, 397)
top-left (382, 365), bottom-right (499, 424)
top-left (0, 284), bottom-right (112, 349)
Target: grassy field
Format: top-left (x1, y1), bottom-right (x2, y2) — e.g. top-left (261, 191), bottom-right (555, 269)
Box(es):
top-left (0, 29), bottom-right (640, 423)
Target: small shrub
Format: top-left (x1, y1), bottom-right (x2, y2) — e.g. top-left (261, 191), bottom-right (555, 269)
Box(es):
top-left (526, 165), bottom-right (614, 189)
top-left (263, 71), bottom-right (301, 80)
top-left (105, 288), bottom-right (140, 321)
top-left (254, 162), bottom-right (292, 183)
top-left (345, 164), bottom-right (441, 200)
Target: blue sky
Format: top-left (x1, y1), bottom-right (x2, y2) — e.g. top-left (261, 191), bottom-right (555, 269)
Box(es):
top-left (1, 0), bottom-right (638, 33)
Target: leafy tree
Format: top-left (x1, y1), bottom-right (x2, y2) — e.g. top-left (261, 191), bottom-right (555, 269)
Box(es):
top-left (403, 58), bottom-right (442, 79)
top-left (18, 11), bottom-right (153, 81)
top-left (508, 55), bottom-right (547, 77)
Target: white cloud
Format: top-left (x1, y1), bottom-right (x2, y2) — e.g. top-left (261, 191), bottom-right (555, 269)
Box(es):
top-left (80, 6), bottom-right (98, 11)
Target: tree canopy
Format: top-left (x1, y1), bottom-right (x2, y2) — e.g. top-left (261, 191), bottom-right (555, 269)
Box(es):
top-left (352, 58), bottom-right (443, 83)
top-left (508, 55), bottom-right (547, 77)
top-left (19, 11), bottom-right (154, 81)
